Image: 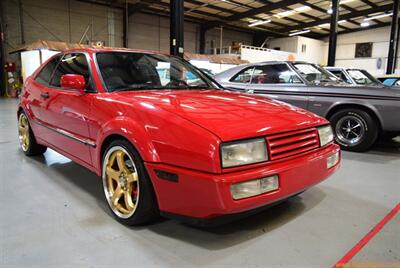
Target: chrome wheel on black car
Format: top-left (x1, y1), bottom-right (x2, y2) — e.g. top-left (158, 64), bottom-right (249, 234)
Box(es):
top-left (336, 115), bottom-right (365, 146)
top-left (330, 108), bottom-right (378, 152)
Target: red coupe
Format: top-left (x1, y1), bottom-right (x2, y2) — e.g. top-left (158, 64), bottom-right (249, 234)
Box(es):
top-left (18, 48), bottom-right (340, 226)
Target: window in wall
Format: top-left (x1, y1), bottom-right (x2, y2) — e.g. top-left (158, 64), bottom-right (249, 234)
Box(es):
top-left (250, 64), bottom-right (303, 84)
top-left (355, 42), bottom-right (373, 58)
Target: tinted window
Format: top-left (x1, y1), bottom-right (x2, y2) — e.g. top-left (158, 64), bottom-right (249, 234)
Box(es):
top-left (34, 56), bottom-right (61, 85)
top-left (96, 52), bottom-right (214, 92)
top-left (50, 53), bottom-right (94, 91)
top-left (230, 67), bottom-right (254, 83)
top-left (251, 64), bottom-right (302, 84)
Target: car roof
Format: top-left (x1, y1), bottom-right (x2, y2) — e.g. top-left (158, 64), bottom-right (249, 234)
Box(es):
top-left (60, 47), bottom-right (167, 55)
top-left (324, 66), bottom-right (343, 70)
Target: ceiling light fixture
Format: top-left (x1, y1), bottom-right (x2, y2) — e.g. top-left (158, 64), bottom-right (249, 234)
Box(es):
top-left (364, 12), bottom-right (393, 21)
top-left (289, 29), bottom-right (311, 36)
top-left (360, 22), bottom-right (370, 27)
top-left (248, 20), bottom-right (271, 27)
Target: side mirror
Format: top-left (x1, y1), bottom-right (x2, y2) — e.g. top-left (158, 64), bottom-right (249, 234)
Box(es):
top-left (60, 74), bottom-right (86, 94)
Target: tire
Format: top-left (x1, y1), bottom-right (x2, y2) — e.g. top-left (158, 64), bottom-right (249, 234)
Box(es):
top-left (18, 112), bottom-right (47, 156)
top-left (102, 139), bottom-right (159, 225)
top-left (329, 108), bottom-right (378, 152)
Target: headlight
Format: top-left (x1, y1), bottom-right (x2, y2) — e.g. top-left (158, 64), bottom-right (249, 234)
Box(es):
top-left (230, 175), bottom-right (279, 200)
top-left (318, 125), bottom-right (334, 147)
top-left (221, 138), bottom-right (268, 168)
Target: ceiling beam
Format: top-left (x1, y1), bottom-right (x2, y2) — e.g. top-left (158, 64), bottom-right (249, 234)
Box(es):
top-left (341, 4), bottom-right (381, 27)
top-left (207, 0), bottom-right (299, 25)
top-left (282, 3), bottom-right (393, 33)
top-left (140, 6), bottom-right (283, 37)
top-left (128, 0), bottom-right (162, 16)
top-left (317, 22), bottom-right (391, 38)
top-left (359, 0), bottom-right (378, 9)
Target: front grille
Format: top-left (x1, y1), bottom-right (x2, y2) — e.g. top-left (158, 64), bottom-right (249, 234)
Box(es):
top-left (266, 128), bottom-right (320, 161)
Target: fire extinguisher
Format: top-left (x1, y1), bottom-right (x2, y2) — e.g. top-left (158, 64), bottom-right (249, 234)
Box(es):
top-left (4, 62), bottom-right (22, 98)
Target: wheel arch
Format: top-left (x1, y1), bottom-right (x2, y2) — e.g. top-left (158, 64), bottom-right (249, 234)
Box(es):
top-left (325, 103), bottom-right (383, 132)
top-left (94, 116), bottom-right (160, 177)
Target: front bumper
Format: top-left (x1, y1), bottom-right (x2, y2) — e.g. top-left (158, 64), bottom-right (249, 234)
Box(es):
top-left (145, 143), bottom-right (340, 221)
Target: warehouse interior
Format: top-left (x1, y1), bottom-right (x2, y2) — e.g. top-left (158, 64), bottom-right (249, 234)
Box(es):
top-left (0, 0), bottom-right (399, 267)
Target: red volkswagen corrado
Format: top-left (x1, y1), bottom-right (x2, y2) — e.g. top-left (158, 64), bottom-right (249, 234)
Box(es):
top-left (18, 48), bottom-right (340, 226)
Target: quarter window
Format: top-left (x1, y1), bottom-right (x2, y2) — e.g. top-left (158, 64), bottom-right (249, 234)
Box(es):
top-left (250, 64), bottom-right (302, 84)
top-left (330, 70), bottom-right (350, 83)
top-left (50, 53), bottom-right (95, 92)
top-left (230, 67), bottom-right (254, 83)
top-left (34, 56), bottom-right (61, 85)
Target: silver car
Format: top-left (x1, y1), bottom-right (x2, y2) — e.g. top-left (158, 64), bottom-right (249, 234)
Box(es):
top-left (214, 61), bottom-right (400, 152)
top-left (324, 66), bottom-right (383, 87)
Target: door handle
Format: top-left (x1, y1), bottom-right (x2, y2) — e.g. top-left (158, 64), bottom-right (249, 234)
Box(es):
top-left (40, 92), bottom-right (49, 99)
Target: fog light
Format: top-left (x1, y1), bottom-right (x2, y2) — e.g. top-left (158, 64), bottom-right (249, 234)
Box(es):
top-left (327, 151), bottom-right (339, 169)
top-left (230, 175), bottom-right (279, 200)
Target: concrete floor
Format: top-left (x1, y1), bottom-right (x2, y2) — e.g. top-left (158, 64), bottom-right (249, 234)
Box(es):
top-left (0, 98), bottom-right (399, 268)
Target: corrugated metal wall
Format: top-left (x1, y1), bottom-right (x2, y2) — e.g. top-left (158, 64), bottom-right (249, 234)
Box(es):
top-left (2, 0), bottom-right (252, 59)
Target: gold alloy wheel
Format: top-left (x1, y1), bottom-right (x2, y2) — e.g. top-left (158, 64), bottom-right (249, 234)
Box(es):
top-left (18, 113), bottom-right (30, 152)
top-left (102, 146), bottom-right (139, 219)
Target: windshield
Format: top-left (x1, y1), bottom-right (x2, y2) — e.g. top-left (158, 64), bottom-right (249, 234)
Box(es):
top-left (347, 69), bottom-right (381, 86)
top-left (293, 63), bottom-right (340, 84)
top-left (96, 52), bottom-right (215, 92)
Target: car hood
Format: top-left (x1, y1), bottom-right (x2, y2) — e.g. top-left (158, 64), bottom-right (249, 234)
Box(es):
top-left (116, 90), bottom-right (327, 141)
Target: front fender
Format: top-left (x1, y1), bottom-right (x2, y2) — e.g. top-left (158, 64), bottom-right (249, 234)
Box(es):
top-left (93, 112), bottom-right (222, 175)
top-left (93, 116), bottom-right (159, 173)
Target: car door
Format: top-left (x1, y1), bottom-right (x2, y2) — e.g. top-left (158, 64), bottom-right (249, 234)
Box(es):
top-left (245, 63), bottom-right (309, 109)
top-left (38, 53), bottom-right (96, 165)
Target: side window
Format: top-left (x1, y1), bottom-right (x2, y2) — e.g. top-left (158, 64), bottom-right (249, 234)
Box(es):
top-left (250, 64), bottom-right (302, 84)
top-left (50, 53), bottom-right (95, 92)
top-left (230, 67), bottom-right (254, 83)
top-left (330, 70), bottom-right (349, 83)
top-left (34, 56), bottom-right (61, 85)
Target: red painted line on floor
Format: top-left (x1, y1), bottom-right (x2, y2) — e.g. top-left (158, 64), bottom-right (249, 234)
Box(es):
top-left (333, 202), bottom-right (400, 268)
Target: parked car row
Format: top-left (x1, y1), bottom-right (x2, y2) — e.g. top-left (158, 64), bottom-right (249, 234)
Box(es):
top-left (214, 61), bottom-right (400, 152)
